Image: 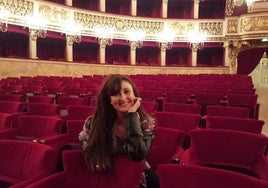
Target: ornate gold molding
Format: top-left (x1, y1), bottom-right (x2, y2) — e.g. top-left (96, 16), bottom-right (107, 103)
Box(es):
top-left (1, 0), bottom-right (268, 45)
top-left (228, 40), bottom-right (250, 67)
top-left (240, 15), bottom-right (268, 32)
top-left (226, 0), bottom-right (235, 16)
top-left (39, 4), bottom-right (69, 24)
top-left (227, 19), bottom-right (238, 33)
top-left (200, 22), bottom-right (223, 35)
top-left (0, 0), bottom-right (33, 17)
top-left (74, 12), bottom-right (163, 35)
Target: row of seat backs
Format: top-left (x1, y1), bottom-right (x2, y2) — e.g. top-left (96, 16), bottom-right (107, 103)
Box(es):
top-left (8, 128), bottom-right (266, 188)
top-left (25, 150), bottom-right (145, 188)
top-left (157, 164), bottom-right (268, 188)
top-left (178, 129), bottom-right (268, 181)
top-left (0, 92), bottom-right (258, 118)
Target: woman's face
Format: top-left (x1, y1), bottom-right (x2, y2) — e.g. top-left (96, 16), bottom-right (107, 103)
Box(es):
top-left (110, 80), bottom-right (136, 113)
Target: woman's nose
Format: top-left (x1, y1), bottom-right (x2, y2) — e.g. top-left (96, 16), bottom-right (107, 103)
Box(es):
top-left (119, 93), bottom-right (126, 99)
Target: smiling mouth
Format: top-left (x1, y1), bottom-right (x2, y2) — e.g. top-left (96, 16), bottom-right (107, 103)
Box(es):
top-left (118, 101), bottom-right (129, 106)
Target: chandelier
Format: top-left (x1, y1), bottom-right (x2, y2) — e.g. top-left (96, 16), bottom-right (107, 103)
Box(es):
top-left (187, 30), bottom-right (207, 52)
top-left (93, 26), bottom-right (115, 46)
top-left (126, 29), bottom-right (145, 49)
top-left (156, 24), bottom-right (175, 50)
top-left (64, 24), bottom-right (82, 44)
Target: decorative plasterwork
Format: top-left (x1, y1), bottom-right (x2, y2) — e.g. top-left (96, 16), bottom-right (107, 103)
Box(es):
top-left (226, 0), bottom-right (235, 16)
top-left (74, 12), bottom-right (163, 35)
top-left (39, 4), bottom-right (69, 25)
top-left (0, 0), bottom-right (267, 44)
top-left (200, 22), bottom-right (223, 35)
top-left (240, 15), bottom-right (268, 32)
top-left (0, 0), bottom-right (33, 17)
top-left (227, 40), bottom-right (250, 67)
top-left (227, 19), bottom-right (238, 33)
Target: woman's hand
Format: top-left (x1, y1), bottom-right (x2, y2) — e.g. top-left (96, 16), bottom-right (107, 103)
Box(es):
top-left (128, 97), bottom-right (142, 113)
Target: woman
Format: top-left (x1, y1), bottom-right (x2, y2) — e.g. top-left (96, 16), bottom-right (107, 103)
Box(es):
top-left (78, 74), bottom-right (158, 188)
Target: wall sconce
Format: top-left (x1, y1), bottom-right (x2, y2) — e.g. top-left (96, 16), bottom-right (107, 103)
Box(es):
top-left (129, 40), bottom-right (143, 49)
top-left (98, 38), bottom-right (113, 47)
top-left (67, 34), bottom-right (81, 45)
top-left (189, 42), bottom-right (204, 52)
top-left (37, 28), bottom-right (47, 38)
top-left (157, 41), bottom-right (173, 50)
top-left (30, 28), bottom-right (47, 40)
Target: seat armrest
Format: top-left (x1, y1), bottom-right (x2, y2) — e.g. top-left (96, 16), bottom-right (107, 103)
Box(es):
top-left (0, 129), bottom-right (18, 139)
top-left (24, 172), bottom-right (68, 188)
top-left (39, 134), bottom-right (70, 151)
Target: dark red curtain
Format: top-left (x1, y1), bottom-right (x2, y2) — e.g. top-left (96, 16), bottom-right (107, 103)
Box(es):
top-left (237, 48), bottom-right (266, 75)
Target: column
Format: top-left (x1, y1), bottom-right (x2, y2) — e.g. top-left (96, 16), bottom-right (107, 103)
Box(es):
top-left (98, 38), bottom-right (108, 64)
top-left (129, 41), bottom-right (137, 65)
top-left (191, 51), bottom-right (197, 66)
top-left (29, 29), bottom-right (38, 59)
top-left (228, 40), bottom-right (249, 74)
top-left (131, 0), bottom-right (137, 16)
top-left (193, 0), bottom-right (199, 18)
top-left (65, 0), bottom-right (72, 6)
top-left (224, 41), bottom-right (230, 67)
top-left (161, 0), bottom-right (168, 18)
top-left (160, 43), bottom-right (167, 66)
top-left (66, 35), bottom-right (74, 62)
top-left (99, 0), bottom-right (106, 12)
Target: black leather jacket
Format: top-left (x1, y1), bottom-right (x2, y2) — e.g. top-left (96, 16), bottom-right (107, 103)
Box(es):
top-left (78, 112), bottom-right (156, 162)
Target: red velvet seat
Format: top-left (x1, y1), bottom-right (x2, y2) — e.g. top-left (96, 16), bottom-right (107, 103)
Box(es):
top-left (26, 103), bottom-right (61, 117)
top-left (27, 95), bottom-right (55, 104)
top-left (65, 120), bottom-right (84, 145)
top-left (139, 90), bottom-right (164, 102)
top-left (141, 101), bottom-right (159, 114)
top-left (165, 91), bottom-right (192, 103)
top-left (0, 140), bottom-right (57, 188)
top-left (162, 103), bottom-right (201, 114)
top-left (194, 92), bottom-right (225, 115)
top-left (4, 84), bottom-right (24, 94)
top-left (25, 150), bottom-right (146, 188)
top-left (0, 115), bottom-right (67, 152)
top-left (63, 87), bottom-right (90, 97)
top-left (57, 96), bottom-right (89, 109)
top-left (226, 94), bottom-right (259, 119)
top-left (0, 101), bottom-right (25, 113)
top-left (205, 115), bottom-right (264, 134)
top-left (153, 111), bottom-right (201, 132)
top-left (45, 86), bottom-right (65, 96)
top-left (0, 94), bottom-right (25, 102)
top-left (206, 105), bottom-right (251, 118)
top-left (146, 127), bottom-right (186, 170)
top-left (23, 85), bottom-right (46, 95)
top-left (180, 129), bottom-right (268, 181)
top-left (158, 164), bottom-right (268, 188)
top-left (64, 105), bottom-right (95, 120)
top-left (0, 112), bottom-right (22, 130)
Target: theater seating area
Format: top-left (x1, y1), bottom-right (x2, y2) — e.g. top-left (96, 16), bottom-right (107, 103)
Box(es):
top-left (0, 74), bottom-right (267, 187)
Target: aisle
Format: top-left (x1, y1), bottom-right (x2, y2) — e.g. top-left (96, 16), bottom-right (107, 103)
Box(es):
top-left (256, 87), bottom-right (268, 136)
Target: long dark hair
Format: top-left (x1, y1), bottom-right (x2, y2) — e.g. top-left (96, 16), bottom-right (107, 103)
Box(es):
top-left (84, 74), bottom-right (146, 169)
